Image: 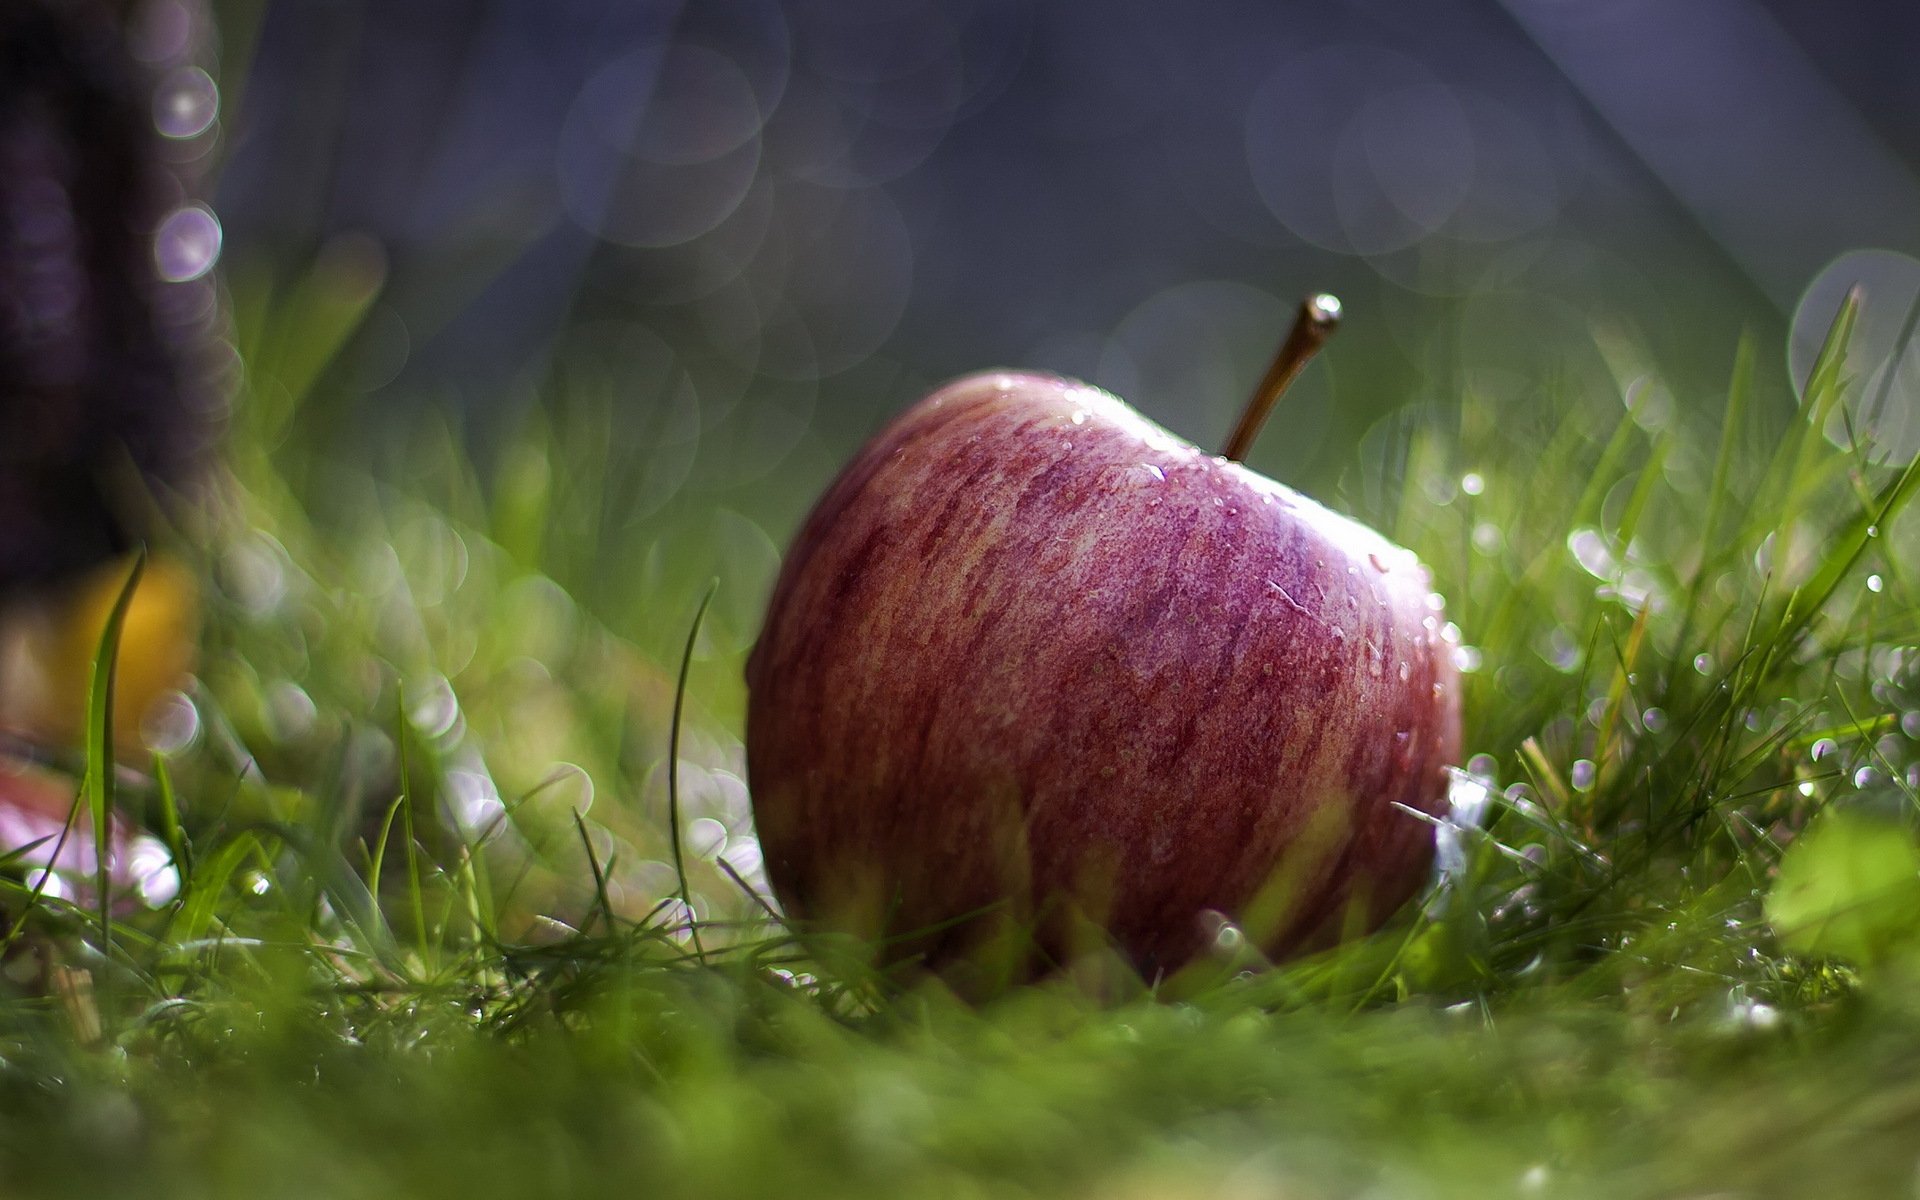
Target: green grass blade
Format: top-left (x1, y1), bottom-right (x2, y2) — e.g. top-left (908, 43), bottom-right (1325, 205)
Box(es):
top-left (84, 549), bottom-right (147, 970)
top-left (668, 580), bottom-right (719, 965)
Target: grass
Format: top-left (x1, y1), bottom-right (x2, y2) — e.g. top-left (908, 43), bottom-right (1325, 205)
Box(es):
top-left (2, 261), bottom-right (1919, 1198)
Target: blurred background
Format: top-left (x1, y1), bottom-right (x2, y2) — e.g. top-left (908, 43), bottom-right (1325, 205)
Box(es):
top-left (200, 0), bottom-right (1920, 673)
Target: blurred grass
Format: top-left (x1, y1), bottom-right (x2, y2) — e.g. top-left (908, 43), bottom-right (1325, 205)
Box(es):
top-left (2, 246), bottom-right (1920, 1198)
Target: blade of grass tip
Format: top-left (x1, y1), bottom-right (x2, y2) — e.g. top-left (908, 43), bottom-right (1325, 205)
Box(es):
top-left (366, 792), bottom-right (406, 920)
top-left (85, 549), bottom-right (146, 978)
top-left (0, 783), bottom-right (88, 958)
top-left (669, 580), bottom-right (719, 965)
top-left (394, 693), bottom-right (430, 969)
top-left (1702, 333), bottom-right (1755, 558)
top-left (152, 753), bottom-right (189, 882)
top-left (167, 835), bottom-right (259, 952)
top-left (571, 811), bottom-right (614, 936)
top-left (1783, 286), bottom-right (1862, 511)
top-left (714, 853), bottom-right (783, 925)
top-left (1670, 335), bottom-right (1755, 699)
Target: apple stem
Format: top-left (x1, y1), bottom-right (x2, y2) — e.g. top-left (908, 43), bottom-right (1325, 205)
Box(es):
top-left (1220, 293), bottom-right (1342, 463)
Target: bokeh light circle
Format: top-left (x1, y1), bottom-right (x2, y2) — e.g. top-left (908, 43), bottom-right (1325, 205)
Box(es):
top-left (1246, 46), bottom-right (1474, 256)
top-left (153, 203), bottom-right (222, 281)
top-left (1790, 249), bottom-right (1920, 466)
top-left (153, 66), bottom-right (218, 139)
top-left (558, 45), bottom-right (765, 248)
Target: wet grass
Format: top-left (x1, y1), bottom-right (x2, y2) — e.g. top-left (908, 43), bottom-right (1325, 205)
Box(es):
top-left (2, 272), bottom-right (1918, 1199)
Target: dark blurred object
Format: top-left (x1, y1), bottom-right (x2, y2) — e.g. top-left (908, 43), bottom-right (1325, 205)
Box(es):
top-left (0, 0), bottom-right (211, 593)
top-left (0, 0), bottom-right (211, 756)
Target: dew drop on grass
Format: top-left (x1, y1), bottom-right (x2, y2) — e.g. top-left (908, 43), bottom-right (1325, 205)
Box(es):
top-left (1854, 766), bottom-right (1877, 789)
top-left (1867, 573), bottom-right (1884, 593)
top-left (1452, 644), bottom-right (1482, 672)
top-left (1472, 522), bottom-right (1503, 555)
top-left (1642, 706), bottom-right (1667, 733)
top-left (1799, 780), bottom-right (1817, 798)
top-left (1461, 471), bottom-right (1485, 496)
top-left (1693, 653), bottom-right (1714, 675)
top-left (1811, 738), bottom-right (1838, 762)
top-left (1902, 711), bottom-right (1920, 739)
top-left (1570, 759), bottom-right (1596, 791)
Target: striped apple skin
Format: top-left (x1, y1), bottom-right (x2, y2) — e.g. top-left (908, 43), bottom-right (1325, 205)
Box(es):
top-left (745, 371), bottom-right (1461, 978)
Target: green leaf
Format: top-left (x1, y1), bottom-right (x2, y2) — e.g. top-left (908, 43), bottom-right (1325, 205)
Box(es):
top-left (1766, 807), bottom-right (1920, 966)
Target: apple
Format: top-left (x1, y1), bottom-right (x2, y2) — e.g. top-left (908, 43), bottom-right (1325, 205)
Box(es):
top-left (744, 297), bottom-right (1461, 982)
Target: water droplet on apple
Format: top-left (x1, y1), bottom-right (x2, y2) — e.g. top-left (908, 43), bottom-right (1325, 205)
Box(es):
top-left (1368, 553), bottom-right (1390, 573)
top-left (1397, 661), bottom-right (1411, 682)
top-left (1138, 462), bottom-right (1165, 482)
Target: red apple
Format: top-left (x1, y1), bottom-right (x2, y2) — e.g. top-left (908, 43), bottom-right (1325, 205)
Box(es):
top-left (744, 300), bottom-right (1461, 981)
